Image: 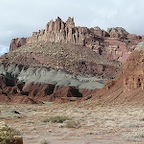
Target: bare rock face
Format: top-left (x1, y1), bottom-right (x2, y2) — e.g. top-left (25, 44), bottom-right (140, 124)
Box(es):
top-left (107, 27), bottom-right (128, 38)
top-left (92, 42), bottom-right (144, 104)
top-left (0, 61), bottom-right (104, 103)
top-left (10, 38), bottom-right (26, 51)
top-left (3, 17), bottom-right (144, 104)
top-left (50, 86), bottom-right (83, 102)
top-left (0, 74), bottom-right (84, 103)
top-left (0, 75), bottom-right (43, 104)
top-left (9, 17), bottom-right (143, 63)
top-left (123, 46), bottom-right (144, 92)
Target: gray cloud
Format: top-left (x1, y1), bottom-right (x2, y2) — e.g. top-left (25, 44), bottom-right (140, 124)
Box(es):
top-left (0, 0), bottom-right (144, 55)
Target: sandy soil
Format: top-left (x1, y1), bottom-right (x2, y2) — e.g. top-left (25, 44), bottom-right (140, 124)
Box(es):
top-left (0, 101), bottom-right (144, 144)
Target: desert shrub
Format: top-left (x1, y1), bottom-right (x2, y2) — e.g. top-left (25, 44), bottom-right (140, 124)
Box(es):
top-left (140, 118), bottom-right (144, 121)
top-left (0, 121), bottom-right (22, 144)
top-left (65, 120), bottom-right (81, 128)
top-left (134, 134), bottom-right (144, 139)
top-left (42, 116), bottom-right (70, 123)
top-left (40, 139), bottom-right (50, 144)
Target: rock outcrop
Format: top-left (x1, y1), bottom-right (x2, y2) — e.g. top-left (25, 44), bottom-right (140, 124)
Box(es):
top-left (123, 42), bottom-right (144, 91)
top-left (0, 63), bottom-right (102, 103)
top-left (10, 17), bottom-right (143, 63)
top-left (0, 74), bottom-right (90, 103)
top-left (10, 38), bottom-right (26, 51)
top-left (1, 17), bottom-right (144, 104)
top-left (1, 38), bottom-right (121, 103)
top-left (92, 42), bottom-right (144, 104)
top-left (4, 42), bottom-right (121, 80)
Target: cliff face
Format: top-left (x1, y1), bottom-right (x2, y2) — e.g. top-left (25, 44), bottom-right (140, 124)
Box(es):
top-left (10, 17), bottom-right (104, 50)
top-left (92, 42), bottom-right (144, 104)
top-left (0, 63), bottom-right (100, 103)
top-left (2, 17), bottom-right (144, 104)
top-left (3, 41), bottom-right (121, 79)
top-left (123, 43), bottom-right (144, 92)
top-left (10, 17), bottom-right (143, 63)
top-left (1, 41), bottom-right (112, 104)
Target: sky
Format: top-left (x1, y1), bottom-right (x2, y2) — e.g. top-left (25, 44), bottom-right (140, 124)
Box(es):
top-left (0, 0), bottom-right (144, 55)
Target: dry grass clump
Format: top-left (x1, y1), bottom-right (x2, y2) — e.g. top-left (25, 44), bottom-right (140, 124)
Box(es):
top-left (134, 134), bottom-right (144, 139)
top-left (40, 139), bottom-right (50, 144)
top-left (140, 118), bottom-right (144, 121)
top-left (42, 116), bottom-right (70, 123)
top-left (65, 120), bottom-right (81, 128)
top-left (42, 115), bottom-right (81, 129)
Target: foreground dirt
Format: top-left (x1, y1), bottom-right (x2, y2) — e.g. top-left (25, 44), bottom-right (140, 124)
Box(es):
top-left (0, 101), bottom-right (144, 144)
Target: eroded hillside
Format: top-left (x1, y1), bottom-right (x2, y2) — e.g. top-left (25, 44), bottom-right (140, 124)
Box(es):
top-left (0, 17), bottom-right (144, 104)
top-left (91, 42), bottom-right (144, 104)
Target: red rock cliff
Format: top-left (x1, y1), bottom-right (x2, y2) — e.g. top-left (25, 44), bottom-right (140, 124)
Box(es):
top-left (10, 17), bottom-right (143, 63)
top-left (92, 43), bottom-right (144, 104)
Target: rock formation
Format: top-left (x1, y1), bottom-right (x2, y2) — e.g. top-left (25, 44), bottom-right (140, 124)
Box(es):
top-left (10, 38), bottom-right (26, 51)
top-left (10, 17), bottom-right (143, 63)
top-left (91, 42), bottom-right (144, 104)
top-left (0, 62), bottom-right (102, 103)
top-left (1, 17), bottom-right (144, 104)
top-left (123, 42), bottom-right (144, 91)
top-left (0, 40), bottom-right (118, 103)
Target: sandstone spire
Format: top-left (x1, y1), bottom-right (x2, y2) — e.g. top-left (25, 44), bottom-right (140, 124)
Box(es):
top-left (10, 17), bottom-right (143, 63)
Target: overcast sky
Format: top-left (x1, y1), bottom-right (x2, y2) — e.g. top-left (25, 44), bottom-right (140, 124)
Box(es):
top-left (0, 0), bottom-right (144, 55)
